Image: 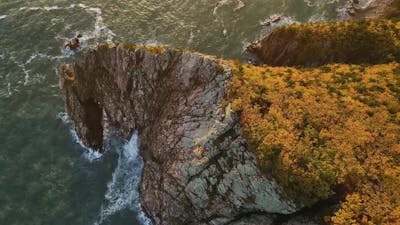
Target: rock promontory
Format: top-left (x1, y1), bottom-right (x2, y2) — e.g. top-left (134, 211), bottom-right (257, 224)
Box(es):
top-left (61, 44), bottom-right (298, 225)
top-left (62, 38), bottom-right (400, 224)
top-left (61, 7), bottom-right (400, 222)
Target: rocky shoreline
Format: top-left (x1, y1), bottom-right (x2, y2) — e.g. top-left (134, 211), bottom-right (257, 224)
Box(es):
top-left (60, 45), bottom-right (308, 225)
top-left (338, 0), bottom-right (394, 21)
top-left (60, 1), bottom-right (400, 224)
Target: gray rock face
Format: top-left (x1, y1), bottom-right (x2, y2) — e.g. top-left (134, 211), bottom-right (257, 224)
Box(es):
top-left (61, 45), bottom-right (297, 224)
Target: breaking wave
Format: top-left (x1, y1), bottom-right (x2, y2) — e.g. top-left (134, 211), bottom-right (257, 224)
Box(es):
top-left (70, 129), bottom-right (104, 162)
top-left (303, 0), bottom-right (340, 7)
top-left (58, 112), bottom-right (151, 224)
top-left (58, 112), bottom-right (103, 162)
top-left (19, 4), bottom-right (115, 44)
top-left (94, 132), bottom-right (152, 225)
top-left (1, 3), bottom-right (116, 92)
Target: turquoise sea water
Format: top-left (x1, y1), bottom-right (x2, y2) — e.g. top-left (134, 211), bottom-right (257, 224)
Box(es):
top-left (0, 1), bottom-right (352, 224)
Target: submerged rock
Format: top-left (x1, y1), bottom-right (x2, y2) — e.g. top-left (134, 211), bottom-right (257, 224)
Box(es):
top-left (61, 44), bottom-right (298, 224)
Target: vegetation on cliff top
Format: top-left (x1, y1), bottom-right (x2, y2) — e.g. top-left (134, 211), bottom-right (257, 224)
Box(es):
top-left (122, 43), bottom-right (167, 54)
top-left (228, 62), bottom-right (400, 224)
top-left (250, 19), bottom-right (400, 67)
top-left (234, 7), bottom-right (400, 223)
top-left (127, 5), bottom-right (400, 223)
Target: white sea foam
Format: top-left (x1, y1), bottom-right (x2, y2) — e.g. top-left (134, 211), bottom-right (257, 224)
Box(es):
top-left (27, 53), bottom-right (65, 64)
top-left (19, 7), bottom-right (40, 11)
top-left (187, 30), bottom-right (195, 45)
top-left (303, 0), bottom-right (339, 7)
top-left (336, 0), bottom-right (375, 21)
top-left (355, 0), bottom-right (375, 9)
top-left (57, 112), bottom-right (104, 162)
top-left (259, 14), bottom-right (298, 28)
top-left (234, 0), bottom-right (245, 11)
top-left (7, 83), bottom-right (11, 97)
top-left (63, 5), bottom-right (116, 52)
top-left (0, 15), bottom-right (7, 20)
top-left (212, 0), bottom-right (246, 39)
top-left (213, 0), bottom-right (228, 15)
top-left (16, 61), bottom-right (28, 86)
top-left (86, 7), bottom-right (116, 42)
top-left (9, 52), bottom-right (65, 86)
top-left (213, 0), bottom-right (246, 15)
top-left (308, 11), bottom-right (328, 22)
top-left (89, 7), bottom-right (102, 15)
top-left (57, 112), bottom-right (70, 124)
top-left (57, 115), bottom-right (151, 224)
top-left (44, 6), bottom-right (61, 11)
top-left (0, 82), bottom-right (12, 98)
top-left (19, 4), bottom-right (115, 46)
top-left (78, 3), bottom-right (87, 9)
top-left (20, 5), bottom-right (64, 11)
top-left (71, 129), bottom-right (104, 162)
top-left (14, 3), bottom-right (116, 71)
top-left (94, 132), bottom-right (152, 225)
top-left (141, 39), bottom-right (162, 47)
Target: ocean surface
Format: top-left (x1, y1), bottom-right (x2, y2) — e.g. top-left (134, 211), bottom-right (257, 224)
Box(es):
top-left (0, 0), bottom-right (361, 224)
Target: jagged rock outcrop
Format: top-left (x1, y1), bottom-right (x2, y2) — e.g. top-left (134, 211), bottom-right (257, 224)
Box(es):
top-left (61, 45), bottom-right (298, 225)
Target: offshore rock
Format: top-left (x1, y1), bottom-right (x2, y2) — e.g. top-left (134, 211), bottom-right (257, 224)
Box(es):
top-left (337, 0), bottom-right (394, 21)
top-left (61, 45), bottom-right (297, 224)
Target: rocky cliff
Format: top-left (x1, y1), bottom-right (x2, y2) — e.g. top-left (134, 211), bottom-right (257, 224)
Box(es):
top-left (60, 44), bottom-right (300, 225)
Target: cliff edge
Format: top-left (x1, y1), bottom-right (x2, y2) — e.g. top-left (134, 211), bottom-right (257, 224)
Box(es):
top-left (61, 41), bottom-right (400, 224)
top-left (60, 44), bottom-right (298, 225)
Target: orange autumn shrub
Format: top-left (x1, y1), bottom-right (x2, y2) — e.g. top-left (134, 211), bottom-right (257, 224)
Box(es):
top-left (228, 62), bottom-right (400, 224)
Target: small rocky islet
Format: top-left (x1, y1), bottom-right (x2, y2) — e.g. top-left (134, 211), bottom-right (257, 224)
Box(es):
top-left (61, 1), bottom-right (400, 224)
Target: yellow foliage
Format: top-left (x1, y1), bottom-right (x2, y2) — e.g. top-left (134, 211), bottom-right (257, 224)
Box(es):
top-left (261, 19), bottom-right (400, 66)
top-left (228, 62), bottom-right (400, 224)
top-left (122, 43), bottom-right (167, 54)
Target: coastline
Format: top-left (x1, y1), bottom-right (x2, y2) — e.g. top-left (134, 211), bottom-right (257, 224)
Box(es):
top-left (340, 0), bottom-right (394, 20)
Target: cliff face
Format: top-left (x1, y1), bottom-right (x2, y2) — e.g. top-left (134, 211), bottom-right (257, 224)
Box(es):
top-left (61, 45), bottom-right (297, 225)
